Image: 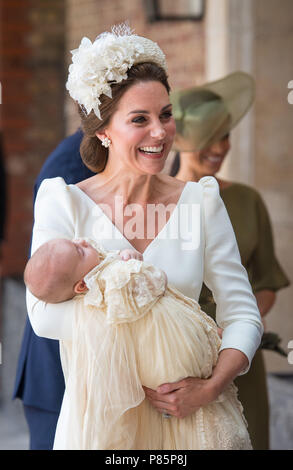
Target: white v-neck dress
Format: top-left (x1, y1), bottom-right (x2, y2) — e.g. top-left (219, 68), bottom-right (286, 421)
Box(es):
top-left (26, 176), bottom-right (263, 449)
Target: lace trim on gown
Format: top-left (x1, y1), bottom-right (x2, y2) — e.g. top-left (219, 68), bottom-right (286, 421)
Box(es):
top-left (59, 254), bottom-right (252, 450)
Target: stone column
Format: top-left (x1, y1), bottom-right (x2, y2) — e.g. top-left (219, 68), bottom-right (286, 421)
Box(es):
top-left (205, 0), bottom-right (255, 184)
top-left (253, 0), bottom-right (293, 373)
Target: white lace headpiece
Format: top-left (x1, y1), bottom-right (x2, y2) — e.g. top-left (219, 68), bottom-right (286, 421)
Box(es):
top-left (66, 23), bottom-right (167, 120)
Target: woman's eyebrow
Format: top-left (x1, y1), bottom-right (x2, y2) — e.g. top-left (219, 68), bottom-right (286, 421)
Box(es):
top-left (128, 104), bottom-right (172, 115)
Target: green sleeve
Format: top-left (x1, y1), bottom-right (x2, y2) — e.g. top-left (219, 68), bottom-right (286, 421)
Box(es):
top-left (246, 192), bottom-right (290, 293)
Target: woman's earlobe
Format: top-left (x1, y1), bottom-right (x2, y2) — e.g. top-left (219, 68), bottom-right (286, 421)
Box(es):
top-left (95, 130), bottom-right (104, 141)
top-left (95, 132), bottom-right (112, 148)
top-left (74, 279), bottom-right (88, 294)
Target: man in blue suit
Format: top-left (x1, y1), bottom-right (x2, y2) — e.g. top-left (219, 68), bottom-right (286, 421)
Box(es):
top-left (13, 129), bottom-right (95, 450)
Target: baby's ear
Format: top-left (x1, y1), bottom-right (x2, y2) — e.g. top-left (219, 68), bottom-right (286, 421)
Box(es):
top-left (74, 279), bottom-right (88, 294)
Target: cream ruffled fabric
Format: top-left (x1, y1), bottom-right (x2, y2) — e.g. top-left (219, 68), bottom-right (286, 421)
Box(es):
top-left (59, 255), bottom-right (252, 450)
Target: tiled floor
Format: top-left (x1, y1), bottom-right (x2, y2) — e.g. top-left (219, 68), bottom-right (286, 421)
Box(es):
top-left (0, 402), bottom-right (29, 450)
top-left (267, 373), bottom-right (293, 450)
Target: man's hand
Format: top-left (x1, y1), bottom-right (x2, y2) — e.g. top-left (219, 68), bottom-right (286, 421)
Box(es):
top-left (119, 248), bottom-right (143, 261)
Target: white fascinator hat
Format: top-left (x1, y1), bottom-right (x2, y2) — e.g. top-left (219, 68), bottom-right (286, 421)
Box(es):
top-left (66, 23), bottom-right (167, 120)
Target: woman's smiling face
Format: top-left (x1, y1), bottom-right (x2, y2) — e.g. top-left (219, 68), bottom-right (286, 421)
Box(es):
top-left (196, 135), bottom-right (231, 175)
top-left (180, 134), bottom-right (231, 178)
top-left (97, 80), bottom-right (176, 175)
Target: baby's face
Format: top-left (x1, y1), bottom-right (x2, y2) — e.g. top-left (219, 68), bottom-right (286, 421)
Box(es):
top-left (70, 239), bottom-right (101, 282)
top-left (51, 239), bottom-right (100, 289)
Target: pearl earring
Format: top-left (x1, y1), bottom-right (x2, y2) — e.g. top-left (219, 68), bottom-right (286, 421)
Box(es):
top-left (101, 136), bottom-right (111, 148)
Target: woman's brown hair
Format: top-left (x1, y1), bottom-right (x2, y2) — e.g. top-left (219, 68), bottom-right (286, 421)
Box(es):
top-left (78, 62), bottom-right (170, 173)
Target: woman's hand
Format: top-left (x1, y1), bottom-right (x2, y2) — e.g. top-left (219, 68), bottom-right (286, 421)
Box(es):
top-left (144, 349), bottom-right (249, 419)
top-left (119, 248), bottom-right (143, 261)
top-left (143, 377), bottom-right (216, 419)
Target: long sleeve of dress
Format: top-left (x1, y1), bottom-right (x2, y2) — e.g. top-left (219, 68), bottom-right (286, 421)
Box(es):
top-left (200, 176), bottom-right (263, 373)
top-left (26, 177), bottom-right (76, 340)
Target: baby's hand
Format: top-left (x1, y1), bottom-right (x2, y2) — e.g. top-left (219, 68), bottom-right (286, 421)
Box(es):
top-left (119, 248), bottom-right (143, 261)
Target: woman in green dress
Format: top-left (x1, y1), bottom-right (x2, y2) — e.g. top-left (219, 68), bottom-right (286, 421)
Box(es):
top-left (170, 72), bottom-right (290, 450)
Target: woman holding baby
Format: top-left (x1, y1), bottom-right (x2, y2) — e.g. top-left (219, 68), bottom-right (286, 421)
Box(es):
top-left (26, 25), bottom-right (263, 449)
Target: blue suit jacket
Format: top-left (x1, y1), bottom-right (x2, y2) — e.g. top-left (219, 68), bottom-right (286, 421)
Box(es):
top-left (13, 129), bottom-right (95, 412)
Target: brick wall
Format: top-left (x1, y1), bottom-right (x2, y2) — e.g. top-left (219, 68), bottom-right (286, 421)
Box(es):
top-left (1, 0), bottom-right (65, 276)
top-left (0, 0), bottom-right (205, 276)
top-left (65, 0), bottom-right (205, 133)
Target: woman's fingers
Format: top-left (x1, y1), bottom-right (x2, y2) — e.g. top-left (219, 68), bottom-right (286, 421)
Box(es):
top-left (143, 378), bottom-right (209, 419)
top-left (145, 393), bottom-right (200, 418)
top-left (144, 390), bottom-right (176, 416)
top-left (144, 386), bottom-right (178, 414)
top-left (156, 381), bottom-right (182, 394)
top-left (148, 399), bottom-right (175, 414)
top-left (120, 248), bottom-right (143, 261)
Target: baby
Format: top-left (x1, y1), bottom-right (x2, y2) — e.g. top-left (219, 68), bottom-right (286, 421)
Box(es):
top-left (24, 237), bottom-right (251, 451)
top-left (24, 237), bottom-right (144, 304)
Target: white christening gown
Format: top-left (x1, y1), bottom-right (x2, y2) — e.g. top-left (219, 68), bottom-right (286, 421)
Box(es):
top-left (57, 248), bottom-right (252, 450)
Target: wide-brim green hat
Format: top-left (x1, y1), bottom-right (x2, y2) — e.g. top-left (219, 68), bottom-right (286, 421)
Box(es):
top-left (170, 71), bottom-right (255, 152)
